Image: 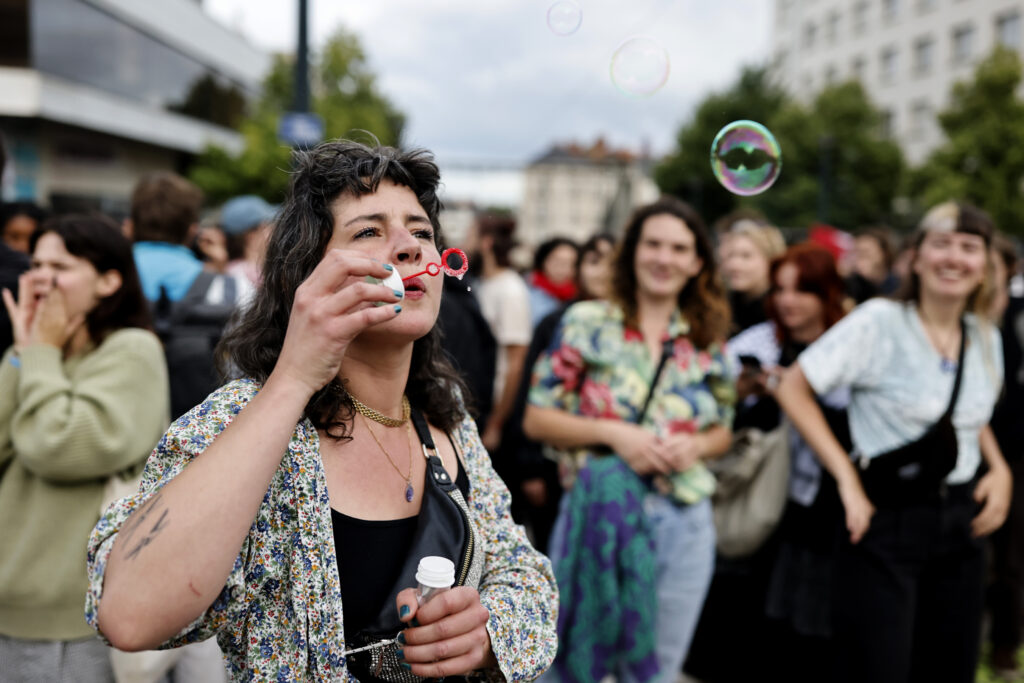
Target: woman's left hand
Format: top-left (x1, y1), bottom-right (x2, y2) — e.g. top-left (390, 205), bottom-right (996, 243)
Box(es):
top-left (660, 432), bottom-right (706, 472)
top-left (972, 465), bottom-right (1013, 537)
top-left (395, 586), bottom-right (497, 677)
top-left (30, 285), bottom-right (85, 349)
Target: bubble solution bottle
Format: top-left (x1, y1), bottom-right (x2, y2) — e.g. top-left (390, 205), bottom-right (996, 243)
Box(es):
top-left (415, 556), bottom-right (455, 605)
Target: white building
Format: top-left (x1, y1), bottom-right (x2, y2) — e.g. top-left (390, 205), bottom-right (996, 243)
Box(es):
top-left (0, 0), bottom-right (269, 214)
top-left (770, 0), bottom-right (1023, 164)
top-left (517, 139), bottom-right (660, 248)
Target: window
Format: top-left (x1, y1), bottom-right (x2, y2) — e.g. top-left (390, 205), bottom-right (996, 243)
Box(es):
top-left (997, 12), bottom-right (1022, 51)
top-left (853, 1), bottom-right (870, 34)
top-left (952, 23), bottom-right (975, 64)
top-left (910, 99), bottom-right (932, 140)
top-left (914, 36), bottom-right (934, 75)
top-left (825, 65), bottom-right (839, 85)
top-left (826, 11), bottom-right (841, 41)
top-left (803, 21), bottom-right (818, 49)
top-left (880, 46), bottom-right (899, 83)
top-left (880, 109), bottom-right (896, 138)
top-left (883, 0), bottom-right (900, 20)
top-left (917, 0), bottom-right (937, 13)
top-left (851, 55), bottom-right (868, 80)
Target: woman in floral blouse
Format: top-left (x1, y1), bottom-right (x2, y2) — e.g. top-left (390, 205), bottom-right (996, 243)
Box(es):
top-left (524, 197), bottom-right (735, 683)
top-left (85, 140), bottom-right (558, 682)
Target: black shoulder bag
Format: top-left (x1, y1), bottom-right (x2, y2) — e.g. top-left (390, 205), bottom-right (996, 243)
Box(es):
top-left (856, 318), bottom-right (966, 507)
top-left (346, 407), bottom-right (483, 683)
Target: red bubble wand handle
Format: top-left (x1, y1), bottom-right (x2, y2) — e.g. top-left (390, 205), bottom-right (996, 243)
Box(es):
top-left (401, 248), bottom-right (469, 282)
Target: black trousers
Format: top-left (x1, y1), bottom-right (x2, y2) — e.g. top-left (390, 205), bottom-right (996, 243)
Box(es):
top-left (832, 485), bottom-right (984, 683)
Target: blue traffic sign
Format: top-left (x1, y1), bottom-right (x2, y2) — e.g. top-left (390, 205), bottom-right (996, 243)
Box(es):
top-left (278, 112), bottom-right (325, 148)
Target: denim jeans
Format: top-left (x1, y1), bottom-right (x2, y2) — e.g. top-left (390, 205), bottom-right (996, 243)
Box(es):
top-left (543, 493), bottom-right (716, 683)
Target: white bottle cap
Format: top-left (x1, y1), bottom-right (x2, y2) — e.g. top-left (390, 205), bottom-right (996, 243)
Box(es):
top-left (415, 556), bottom-right (455, 589)
top-left (381, 266), bottom-right (404, 295)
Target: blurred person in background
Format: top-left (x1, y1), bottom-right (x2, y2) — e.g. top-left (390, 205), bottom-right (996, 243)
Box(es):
top-left (686, 244), bottom-right (850, 683)
top-left (776, 202), bottom-right (1011, 683)
top-left (465, 213), bottom-right (532, 452)
top-left (0, 147), bottom-right (28, 374)
top-left (0, 214), bottom-right (167, 682)
top-left (1, 201), bottom-right (47, 255)
top-left (525, 198), bottom-right (734, 682)
top-left (128, 173), bottom-right (243, 420)
top-left (846, 227), bottom-right (900, 304)
top-left (720, 218), bottom-right (786, 334)
top-left (528, 237), bottom-right (578, 327)
top-left (498, 233), bottom-right (615, 552)
top-left (987, 234), bottom-right (1024, 679)
top-left (218, 195), bottom-right (276, 288)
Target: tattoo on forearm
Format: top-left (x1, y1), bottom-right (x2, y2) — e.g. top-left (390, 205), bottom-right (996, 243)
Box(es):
top-left (123, 505), bottom-right (170, 562)
top-left (120, 492), bottom-right (164, 545)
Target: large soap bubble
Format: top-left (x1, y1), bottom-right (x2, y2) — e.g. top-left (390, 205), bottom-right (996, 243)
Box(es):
top-left (547, 1), bottom-right (582, 36)
top-left (710, 120), bottom-right (782, 196)
top-left (610, 37), bottom-right (670, 96)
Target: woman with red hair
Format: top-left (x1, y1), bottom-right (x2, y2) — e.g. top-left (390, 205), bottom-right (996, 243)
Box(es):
top-left (686, 243), bottom-right (850, 683)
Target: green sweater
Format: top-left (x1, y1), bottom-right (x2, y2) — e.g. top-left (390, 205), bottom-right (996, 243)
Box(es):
top-left (0, 328), bottom-right (169, 640)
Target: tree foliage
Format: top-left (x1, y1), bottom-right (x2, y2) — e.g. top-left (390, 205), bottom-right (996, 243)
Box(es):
top-left (189, 26), bottom-right (406, 205)
top-left (655, 68), bottom-right (905, 230)
top-left (909, 47), bottom-right (1024, 236)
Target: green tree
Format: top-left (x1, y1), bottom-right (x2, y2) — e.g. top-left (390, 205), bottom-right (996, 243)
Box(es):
top-left (189, 26), bottom-right (406, 204)
top-left (655, 70), bottom-right (905, 229)
top-left (909, 47), bottom-right (1024, 236)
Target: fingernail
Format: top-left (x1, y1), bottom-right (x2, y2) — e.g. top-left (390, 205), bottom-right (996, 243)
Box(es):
top-left (396, 632), bottom-right (406, 644)
top-left (394, 305), bottom-right (402, 313)
top-left (399, 605), bottom-right (410, 618)
top-left (384, 264), bottom-right (394, 272)
top-left (400, 662), bottom-right (412, 671)
top-left (410, 617), bottom-right (420, 627)
top-left (393, 289), bottom-right (404, 298)
top-left (396, 648), bottom-right (405, 661)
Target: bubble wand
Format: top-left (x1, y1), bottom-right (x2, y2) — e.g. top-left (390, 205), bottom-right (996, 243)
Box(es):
top-left (401, 247), bottom-right (469, 282)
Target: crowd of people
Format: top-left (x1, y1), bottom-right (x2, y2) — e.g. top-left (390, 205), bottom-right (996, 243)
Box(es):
top-left (0, 137), bottom-right (1022, 683)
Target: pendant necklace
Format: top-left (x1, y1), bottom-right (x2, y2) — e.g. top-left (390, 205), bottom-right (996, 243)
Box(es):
top-left (348, 392), bottom-right (415, 502)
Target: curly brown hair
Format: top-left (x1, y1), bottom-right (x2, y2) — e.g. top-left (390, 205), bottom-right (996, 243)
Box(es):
top-left (611, 197), bottom-right (731, 348)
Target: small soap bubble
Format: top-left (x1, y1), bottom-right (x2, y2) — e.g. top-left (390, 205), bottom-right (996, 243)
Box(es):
top-left (547, 1), bottom-right (582, 36)
top-left (709, 120), bottom-right (782, 196)
top-left (610, 37), bottom-right (670, 96)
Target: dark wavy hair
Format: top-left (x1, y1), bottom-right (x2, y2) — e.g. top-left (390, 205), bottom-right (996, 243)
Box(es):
top-left (217, 139), bottom-right (468, 440)
top-left (611, 197), bottom-right (731, 348)
top-left (532, 236), bottom-right (578, 274)
top-left (765, 243), bottom-right (846, 343)
top-left (30, 214), bottom-right (152, 342)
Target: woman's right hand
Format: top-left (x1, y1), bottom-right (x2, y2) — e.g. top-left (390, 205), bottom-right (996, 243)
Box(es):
top-left (271, 250), bottom-right (402, 396)
top-left (837, 475), bottom-right (875, 544)
top-left (2, 273), bottom-right (37, 351)
top-left (603, 421), bottom-right (673, 476)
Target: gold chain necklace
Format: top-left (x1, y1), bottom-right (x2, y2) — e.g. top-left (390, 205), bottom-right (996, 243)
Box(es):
top-left (363, 416), bottom-right (416, 502)
top-left (347, 392), bottom-right (410, 428)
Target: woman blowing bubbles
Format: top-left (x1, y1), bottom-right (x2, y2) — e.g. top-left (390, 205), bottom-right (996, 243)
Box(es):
top-left (86, 140), bottom-right (558, 682)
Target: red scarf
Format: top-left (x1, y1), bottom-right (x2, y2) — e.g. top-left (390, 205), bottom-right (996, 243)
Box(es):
top-left (531, 271), bottom-right (577, 302)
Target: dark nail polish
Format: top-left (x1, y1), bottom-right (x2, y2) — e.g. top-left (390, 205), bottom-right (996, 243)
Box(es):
top-left (399, 605), bottom-right (410, 618)
top-left (410, 617), bottom-right (420, 627)
top-left (384, 264), bottom-right (394, 272)
top-left (396, 648), bottom-right (405, 661)
top-left (394, 305), bottom-right (402, 313)
top-left (396, 632), bottom-right (406, 644)
top-left (393, 289), bottom-right (404, 298)
top-left (400, 662), bottom-right (412, 671)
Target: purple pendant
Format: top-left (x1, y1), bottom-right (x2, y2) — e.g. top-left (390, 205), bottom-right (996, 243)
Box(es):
top-left (405, 482), bottom-right (414, 502)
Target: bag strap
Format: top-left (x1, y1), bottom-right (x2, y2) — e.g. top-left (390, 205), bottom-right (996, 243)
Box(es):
top-left (410, 405), bottom-right (437, 453)
top-left (941, 318), bottom-right (967, 420)
top-left (637, 338), bottom-right (675, 425)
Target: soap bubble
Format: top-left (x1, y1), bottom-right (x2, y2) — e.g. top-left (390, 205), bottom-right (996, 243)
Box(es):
top-left (710, 120), bottom-right (782, 196)
top-left (547, 1), bottom-right (582, 36)
top-left (610, 37), bottom-right (670, 96)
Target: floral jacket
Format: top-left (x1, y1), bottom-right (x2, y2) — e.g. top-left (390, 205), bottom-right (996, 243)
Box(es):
top-left (85, 379), bottom-right (558, 682)
top-left (528, 300), bottom-right (736, 503)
